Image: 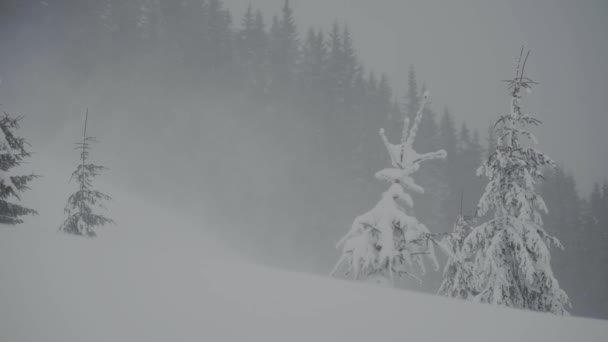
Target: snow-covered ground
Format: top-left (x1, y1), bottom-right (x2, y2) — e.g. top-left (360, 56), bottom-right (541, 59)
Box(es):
top-left (1, 160), bottom-right (607, 341)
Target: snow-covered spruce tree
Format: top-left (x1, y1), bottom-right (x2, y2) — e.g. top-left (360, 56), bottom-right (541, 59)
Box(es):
top-left (462, 49), bottom-right (570, 314)
top-left (0, 112), bottom-right (37, 224)
top-left (330, 91), bottom-right (447, 286)
top-left (59, 111), bottom-right (114, 237)
top-left (438, 214), bottom-right (476, 299)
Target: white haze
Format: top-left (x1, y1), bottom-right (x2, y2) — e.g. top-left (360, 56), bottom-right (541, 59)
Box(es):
top-left (225, 0), bottom-right (608, 193)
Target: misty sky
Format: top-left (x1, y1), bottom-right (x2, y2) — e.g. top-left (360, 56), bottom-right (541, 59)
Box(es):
top-left (225, 0), bottom-right (608, 193)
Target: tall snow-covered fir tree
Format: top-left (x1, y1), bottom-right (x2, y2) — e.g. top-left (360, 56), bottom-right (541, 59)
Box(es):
top-left (0, 111), bottom-right (37, 224)
top-left (330, 91), bottom-right (446, 286)
top-left (60, 111), bottom-right (114, 237)
top-left (462, 49), bottom-right (570, 314)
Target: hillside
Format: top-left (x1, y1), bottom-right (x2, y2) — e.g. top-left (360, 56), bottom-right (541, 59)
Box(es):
top-left (1, 186), bottom-right (606, 342)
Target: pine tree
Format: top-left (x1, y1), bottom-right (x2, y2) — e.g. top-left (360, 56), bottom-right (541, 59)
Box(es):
top-left (438, 108), bottom-right (459, 220)
top-left (237, 3), bottom-right (255, 64)
top-left (438, 214), bottom-right (476, 299)
top-left (251, 9), bottom-right (269, 91)
top-left (203, 0), bottom-right (233, 70)
top-left (351, 67), bottom-right (368, 112)
top-left (269, 14), bottom-right (282, 87)
top-left (60, 111), bottom-right (114, 237)
top-left (326, 20), bottom-right (344, 110)
top-left (331, 91), bottom-right (446, 286)
top-left (269, 0), bottom-right (298, 91)
top-left (322, 21), bottom-right (362, 116)
top-left (237, 4), bottom-right (268, 89)
top-left (404, 65), bottom-right (419, 123)
top-left (299, 28), bottom-right (326, 95)
top-left (280, 0), bottom-right (298, 62)
top-left (376, 74), bottom-right (393, 120)
top-left (0, 112), bottom-right (37, 225)
top-left (341, 25), bottom-right (359, 110)
top-left (439, 108), bottom-right (458, 165)
top-left (463, 49), bottom-right (569, 314)
top-left (581, 182), bottom-right (608, 318)
top-left (458, 122), bottom-right (471, 154)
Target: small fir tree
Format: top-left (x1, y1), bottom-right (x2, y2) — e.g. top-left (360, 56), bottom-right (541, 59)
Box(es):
top-left (60, 111), bottom-right (114, 237)
top-left (331, 91), bottom-right (446, 286)
top-left (438, 213), bottom-right (476, 299)
top-left (0, 111), bottom-right (37, 224)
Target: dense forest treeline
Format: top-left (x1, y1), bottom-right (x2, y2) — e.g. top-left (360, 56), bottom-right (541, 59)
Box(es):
top-left (1, 0), bottom-right (606, 319)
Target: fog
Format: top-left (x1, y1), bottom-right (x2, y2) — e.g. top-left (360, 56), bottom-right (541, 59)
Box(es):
top-left (1, 0), bottom-right (607, 322)
top-left (224, 0), bottom-right (608, 192)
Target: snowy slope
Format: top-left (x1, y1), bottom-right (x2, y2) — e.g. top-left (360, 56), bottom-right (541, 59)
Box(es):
top-left (1, 160), bottom-right (607, 341)
top-left (2, 220), bottom-right (607, 341)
